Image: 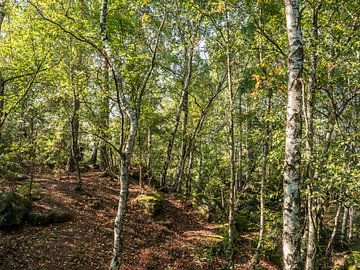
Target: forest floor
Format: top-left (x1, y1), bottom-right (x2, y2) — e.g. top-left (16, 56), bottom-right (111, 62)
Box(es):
top-left (0, 171), bottom-right (279, 270)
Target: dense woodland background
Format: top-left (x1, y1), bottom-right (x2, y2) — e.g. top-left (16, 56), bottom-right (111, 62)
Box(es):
top-left (0, 0), bottom-right (359, 269)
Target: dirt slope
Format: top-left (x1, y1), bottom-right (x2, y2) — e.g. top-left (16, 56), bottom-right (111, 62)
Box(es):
top-left (0, 172), bottom-right (278, 270)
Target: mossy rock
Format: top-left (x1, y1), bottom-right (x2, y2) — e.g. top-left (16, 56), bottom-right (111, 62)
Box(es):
top-left (135, 193), bottom-right (164, 216)
top-left (192, 194), bottom-right (222, 222)
top-left (0, 192), bottom-right (32, 228)
top-left (27, 208), bottom-right (72, 226)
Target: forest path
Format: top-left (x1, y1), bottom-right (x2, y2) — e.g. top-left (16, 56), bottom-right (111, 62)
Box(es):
top-left (0, 171), bottom-right (278, 270)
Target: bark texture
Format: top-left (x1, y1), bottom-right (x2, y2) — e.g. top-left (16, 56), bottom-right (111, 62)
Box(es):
top-left (304, 5), bottom-right (320, 269)
top-left (100, 1), bottom-right (137, 269)
top-left (283, 0), bottom-right (304, 269)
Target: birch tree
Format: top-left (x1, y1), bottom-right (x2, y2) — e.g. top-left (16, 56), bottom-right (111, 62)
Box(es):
top-left (283, 0), bottom-right (304, 268)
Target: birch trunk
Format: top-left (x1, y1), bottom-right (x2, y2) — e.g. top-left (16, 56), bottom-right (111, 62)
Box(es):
top-left (100, 1), bottom-right (137, 269)
top-left (283, 0), bottom-right (304, 269)
top-left (304, 5), bottom-right (319, 269)
top-left (100, 1), bottom-right (162, 268)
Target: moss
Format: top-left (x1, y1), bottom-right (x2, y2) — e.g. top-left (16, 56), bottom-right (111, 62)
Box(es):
top-left (0, 192), bottom-right (32, 227)
top-left (135, 193), bottom-right (164, 216)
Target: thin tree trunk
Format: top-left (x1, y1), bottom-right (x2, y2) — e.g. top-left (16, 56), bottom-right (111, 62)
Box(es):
top-left (253, 92), bottom-right (271, 266)
top-left (174, 53), bottom-right (190, 192)
top-left (348, 206), bottom-right (354, 241)
top-left (100, 58), bottom-right (110, 173)
top-left (0, 75), bottom-right (4, 142)
top-left (305, 194), bottom-right (316, 270)
top-left (164, 45), bottom-right (194, 190)
top-left (159, 90), bottom-right (185, 187)
top-left (146, 126), bottom-right (152, 172)
top-left (255, 142), bottom-right (267, 252)
top-left (89, 141), bottom-right (99, 166)
top-left (185, 76), bottom-right (225, 195)
top-left (100, 2), bottom-right (137, 268)
top-left (325, 203), bottom-right (342, 255)
top-left (71, 82), bottom-right (81, 191)
top-left (138, 131), bottom-right (143, 187)
top-left (340, 206), bottom-right (349, 245)
top-left (304, 5), bottom-right (320, 269)
top-left (283, 0), bottom-right (304, 268)
top-left (28, 116), bottom-right (35, 199)
top-left (226, 9), bottom-right (236, 268)
top-left (100, 1), bottom-right (164, 268)
top-left (0, 1), bottom-right (6, 142)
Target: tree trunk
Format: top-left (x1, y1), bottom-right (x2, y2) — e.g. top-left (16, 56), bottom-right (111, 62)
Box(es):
top-left (348, 206), bottom-right (354, 241)
top-left (89, 141), bottom-right (99, 166)
top-left (71, 82), bottom-right (82, 191)
top-left (159, 91), bottom-right (184, 187)
top-left (100, 58), bottom-right (111, 173)
top-left (109, 152), bottom-right (132, 270)
top-left (325, 203), bottom-right (342, 255)
top-left (146, 126), bottom-right (152, 173)
top-left (283, 0), bottom-right (304, 269)
top-left (0, 75), bottom-right (4, 142)
top-left (0, 1), bottom-right (6, 142)
top-left (305, 195), bottom-right (316, 270)
top-left (226, 10), bottom-right (236, 267)
top-left (304, 5), bottom-right (320, 269)
top-left (173, 47), bottom-right (191, 192)
top-left (100, 1), bottom-right (162, 268)
top-left (340, 206), bottom-right (349, 245)
top-left (163, 43), bottom-right (193, 190)
top-left (256, 142), bottom-right (267, 249)
top-left (185, 76), bottom-right (224, 195)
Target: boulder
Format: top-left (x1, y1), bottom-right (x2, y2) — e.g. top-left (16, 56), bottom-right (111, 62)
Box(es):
top-left (0, 192), bottom-right (32, 228)
top-left (192, 194), bottom-right (223, 222)
top-left (27, 208), bottom-right (72, 226)
top-left (135, 193), bottom-right (163, 216)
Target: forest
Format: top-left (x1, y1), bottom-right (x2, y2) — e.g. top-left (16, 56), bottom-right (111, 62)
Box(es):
top-left (0, 0), bottom-right (359, 269)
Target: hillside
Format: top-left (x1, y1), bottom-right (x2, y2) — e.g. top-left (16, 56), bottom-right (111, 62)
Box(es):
top-left (0, 172), bottom-right (278, 270)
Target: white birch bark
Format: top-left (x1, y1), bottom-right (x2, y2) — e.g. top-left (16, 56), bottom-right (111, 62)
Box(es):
top-left (100, 2), bottom-right (163, 268)
top-left (283, 0), bottom-right (304, 269)
top-left (100, 1), bottom-right (138, 269)
top-left (304, 4), bottom-right (320, 269)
